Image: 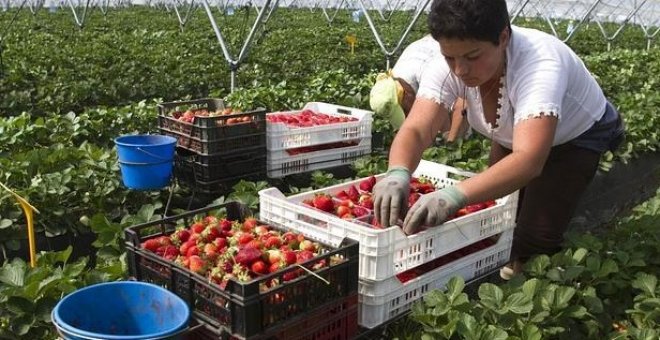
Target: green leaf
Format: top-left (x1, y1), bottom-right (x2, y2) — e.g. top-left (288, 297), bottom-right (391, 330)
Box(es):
top-left (527, 256), bottom-right (551, 276)
top-left (582, 295), bottom-right (604, 314)
top-left (596, 259), bottom-right (618, 278)
top-left (504, 292), bottom-right (533, 314)
top-left (446, 276), bottom-right (466, 304)
top-left (6, 296), bottom-right (35, 314)
top-left (0, 259), bottom-right (27, 286)
top-left (563, 266), bottom-right (585, 281)
top-left (521, 324), bottom-right (542, 340)
top-left (0, 218), bottom-right (12, 229)
top-left (554, 286), bottom-right (576, 309)
top-left (478, 283), bottom-right (504, 310)
top-left (522, 278), bottom-right (540, 298)
top-left (632, 273), bottom-right (657, 297)
top-left (572, 248), bottom-right (588, 263)
top-left (9, 314), bottom-right (34, 336)
top-left (481, 325), bottom-right (508, 340)
top-left (563, 305), bottom-right (587, 318)
top-left (457, 313), bottom-right (479, 338)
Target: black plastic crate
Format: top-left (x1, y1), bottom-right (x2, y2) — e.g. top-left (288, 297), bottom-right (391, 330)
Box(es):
top-left (187, 293), bottom-right (359, 340)
top-left (157, 98), bottom-right (267, 141)
top-left (160, 127), bottom-right (266, 155)
top-left (125, 202), bottom-right (359, 338)
top-left (176, 149), bottom-right (267, 183)
top-left (174, 159), bottom-right (267, 196)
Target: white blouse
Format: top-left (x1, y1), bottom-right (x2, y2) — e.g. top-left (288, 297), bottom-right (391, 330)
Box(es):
top-left (417, 26), bottom-right (607, 149)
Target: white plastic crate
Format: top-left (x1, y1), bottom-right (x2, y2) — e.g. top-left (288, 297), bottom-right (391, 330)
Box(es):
top-left (267, 155), bottom-right (367, 178)
top-left (358, 230), bottom-right (513, 328)
top-left (266, 102), bottom-right (373, 151)
top-left (267, 138), bottom-right (371, 178)
top-left (259, 160), bottom-right (519, 281)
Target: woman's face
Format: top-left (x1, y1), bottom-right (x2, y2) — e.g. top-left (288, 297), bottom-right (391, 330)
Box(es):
top-left (438, 31), bottom-right (508, 88)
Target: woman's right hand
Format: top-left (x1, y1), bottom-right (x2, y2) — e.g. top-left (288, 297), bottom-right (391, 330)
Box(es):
top-left (373, 167), bottom-right (411, 228)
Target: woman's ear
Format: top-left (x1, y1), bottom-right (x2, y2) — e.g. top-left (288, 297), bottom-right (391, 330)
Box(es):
top-left (499, 27), bottom-right (510, 47)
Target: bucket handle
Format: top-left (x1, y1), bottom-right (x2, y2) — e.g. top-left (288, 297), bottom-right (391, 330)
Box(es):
top-left (136, 147), bottom-right (174, 162)
top-left (56, 323), bottom-right (204, 340)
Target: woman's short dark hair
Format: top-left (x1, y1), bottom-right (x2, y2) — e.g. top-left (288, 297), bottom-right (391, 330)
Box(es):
top-left (428, 0), bottom-right (511, 45)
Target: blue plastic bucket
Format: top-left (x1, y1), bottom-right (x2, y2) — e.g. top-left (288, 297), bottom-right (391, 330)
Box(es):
top-left (114, 134), bottom-right (176, 190)
top-left (52, 281), bottom-right (190, 340)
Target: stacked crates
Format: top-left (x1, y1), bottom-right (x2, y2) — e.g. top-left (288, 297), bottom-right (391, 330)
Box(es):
top-left (259, 160), bottom-right (519, 328)
top-left (157, 98), bottom-right (267, 195)
top-left (125, 202), bottom-right (360, 339)
top-left (266, 102), bottom-right (373, 178)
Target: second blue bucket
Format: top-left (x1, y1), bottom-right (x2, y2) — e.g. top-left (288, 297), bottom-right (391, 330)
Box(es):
top-left (115, 134), bottom-right (177, 190)
top-left (52, 281), bottom-right (190, 340)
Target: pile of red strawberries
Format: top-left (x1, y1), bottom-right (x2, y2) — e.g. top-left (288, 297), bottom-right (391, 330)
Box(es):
top-left (302, 176), bottom-right (436, 229)
top-left (140, 216), bottom-right (332, 290)
top-left (301, 175), bottom-right (498, 230)
top-left (267, 109), bottom-right (358, 128)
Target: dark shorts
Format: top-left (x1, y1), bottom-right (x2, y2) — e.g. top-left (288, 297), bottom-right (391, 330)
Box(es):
top-left (494, 102), bottom-right (625, 260)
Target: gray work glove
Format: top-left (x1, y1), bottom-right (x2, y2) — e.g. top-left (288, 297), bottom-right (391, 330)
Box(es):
top-left (373, 166), bottom-right (410, 228)
top-left (402, 186), bottom-right (467, 235)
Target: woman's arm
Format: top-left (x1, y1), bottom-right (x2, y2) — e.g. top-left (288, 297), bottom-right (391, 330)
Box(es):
top-left (456, 115), bottom-right (558, 204)
top-left (389, 97), bottom-right (451, 171)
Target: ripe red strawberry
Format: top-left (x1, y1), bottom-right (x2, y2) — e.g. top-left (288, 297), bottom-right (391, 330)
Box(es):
top-left (282, 250), bottom-right (297, 265)
top-left (296, 250), bottom-right (315, 263)
top-left (352, 206), bottom-right (369, 217)
top-left (302, 198), bottom-right (314, 207)
top-left (269, 261), bottom-right (284, 274)
top-left (264, 236), bottom-right (282, 249)
top-left (283, 269), bottom-right (301, 282)
top-left (162, 245), bottom-right (179, 260)
top-left (203, 225), bottom-right (221, 241)
top-left (186, 244), bottom-right (200, 257)
top-left (235, 247), bottom-right (263, 266)
top-left (347, 185), bottom-right (360, 202)
top-left (409, 193), bottom-right (421, 207)
top-left (191, 221), bottom-right (205, 234)
top-left (312, 194), bottom-right (335, 212)
top-left (251, 260), bottom-right (268, 275)
top-left (142, 238), bottom-right (160, 252)
top-left (243, 217), bottom-right (258, 232)
top-left (213, 237), bottom-right (227, 250)
top-left (171, 229), bottom-right (191, 244)
top-left (188, 255), bottom-right (206, 274)
top-left (179, 239), bottom-right (196, 256)
top-left (247, 239), bottom-right (263, 250)
top-left (335, 190), bottom-right (349, 200)
top-left (358, 193), bottom-right (373, 209)
top-left (359, 176), bottom-right (377, 192)
top-left (219, 218), bottom-right (233, 231)
top-left (238, 233), bottom-right (254, 245)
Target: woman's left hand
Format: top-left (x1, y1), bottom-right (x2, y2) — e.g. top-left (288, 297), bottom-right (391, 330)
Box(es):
top-left (402, 186), bottom-right (467, 235)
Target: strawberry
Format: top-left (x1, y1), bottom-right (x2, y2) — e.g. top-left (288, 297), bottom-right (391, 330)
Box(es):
top-left (238, 233), bottom-right (254, 245)
top-left (219, 218), bottom-right (233, 231)
top-left (269, 261), bottom-right (284, 274)
top-left (282, 269), bottom-right (301, 282)
top-left (302, 198), bottom-right (314, 207)
top-left (191, 221), bottom-right (205, 234)
top-left (243, 217), bottom-right (258, 232)
top-left (335, 190), bottom-right (349, 200)
top-left (204, 243), bottom-right (218, 260)
top-left (265, 249), bottom-right (282, 264)
top-left (312, 193), bottom-right (335, 212)
top-left (299, 240), bottom-right (316, 252)
top-left (296, 250), bottom-right (315, 264)
top-left (409, 192), bottom-right (421, 207)
top-left (358, 193), bottom-right (374, 209)
top-left (359, 176), bottom-right (377, 192)
top-left (204, 216), bottom-right (219, 226)
top-left (213, 237), bottom-right (227, 250)
top-left (188, 255), bottom-right (206, 274)
top-left (235, 247), bottom-right (263, 266)
top-left (202, 225), bottom-right (221, 241)
top-left (352, 206), bottom-right (369, 217)
top-left (341, 213), bottom-right (355, 220)
top-left (142, 238), bottom-right (160, 252)
top-left (162, 245), bottom-right (179, 260)
top-left (170, 229), bottom-right (191, 244)
top-left (179, 239), bottom-right (196, 256)
top-left (254, 225), bottom-right (270, 235)
top-left (251, 260), bottom-right (268, 275)
top-left (347, 185), bottom-right (360, 202)
top-left (282, 250), bottom-right (297, 265)
top-left (247, 239), bottom-right (263, 250)
top-left (186, 244), bottom-right (200, 257)
top-left (336, 205), bottom-right (352, 218)
top-left (264, 236), bottom-right (282, 249)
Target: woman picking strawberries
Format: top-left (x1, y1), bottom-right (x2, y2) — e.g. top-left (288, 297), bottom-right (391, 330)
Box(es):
top-left (373, 0), bottom-right (625, 279)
